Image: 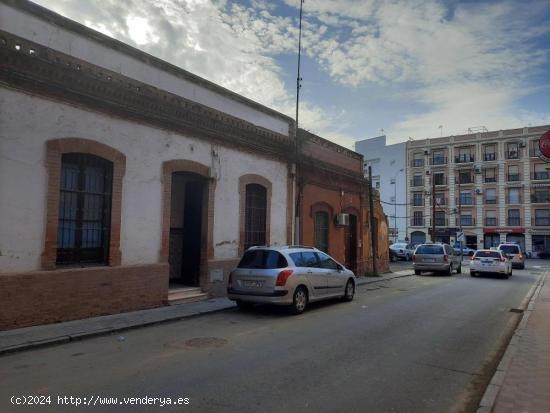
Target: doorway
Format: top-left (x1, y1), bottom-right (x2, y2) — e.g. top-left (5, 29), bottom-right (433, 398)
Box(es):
top-left (345, 214), bottom-right (358, 273)
top-left (169, 172), bottom-right (206, 287)
top-left (484, 233), bottom-right (499, 249)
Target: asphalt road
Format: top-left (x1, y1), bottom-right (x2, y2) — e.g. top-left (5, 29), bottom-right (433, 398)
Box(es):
top-left (1, 261), bottom-right (548, 413)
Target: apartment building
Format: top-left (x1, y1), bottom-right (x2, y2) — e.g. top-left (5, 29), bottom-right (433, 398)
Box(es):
top-left (406, 125), bottom-right (550, 256)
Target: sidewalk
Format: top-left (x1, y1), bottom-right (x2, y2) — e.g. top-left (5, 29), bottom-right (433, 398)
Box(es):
top-left (478, 272), bottom-right (550, 413)
top-left (0, 269), bottom-right (413, 356)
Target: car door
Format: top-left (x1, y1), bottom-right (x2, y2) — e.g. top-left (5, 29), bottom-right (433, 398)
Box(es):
top-left (300, 251), bottom-right (328, 297)
top-left (316, 252), bottom-right (345, 295)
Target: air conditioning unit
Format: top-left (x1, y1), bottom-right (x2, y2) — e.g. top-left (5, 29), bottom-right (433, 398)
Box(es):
top-left (424, 150), bottom-right (429, 155)
top-left (335, 213), bottom-right (349, 226)
top-left (475, 166), bottom-right (482, 174)
top-left (425, 170), bottom-right (431, 175)
top-left (475, 189), bottom-right (483, 194)
top-left (425, 190), bottom-right (431, 196)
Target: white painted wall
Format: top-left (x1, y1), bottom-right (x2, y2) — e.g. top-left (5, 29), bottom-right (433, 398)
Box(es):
top-left (0, 89), bottom-right (288, 272)
top-left (355, 136), bottom-right (407, 242)
top-left (0, 3), bottom-right (290, 137)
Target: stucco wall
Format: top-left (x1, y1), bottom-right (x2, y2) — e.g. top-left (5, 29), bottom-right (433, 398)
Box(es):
top-left (0, 2), bottom-right (290, 137)
top-left (0, 88), bottom-right (288, 272)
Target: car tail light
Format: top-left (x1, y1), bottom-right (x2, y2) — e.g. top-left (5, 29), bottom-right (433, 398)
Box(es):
top-left (518, 253), bottom-right (523, 260)
top-left (228, 272), bottom-right (233, 289)
top-left (500, 257), bottom-right (506, 262)
top-left (443, 255), bottom-right (448, 262)
top-left (276, 269), bottom-right (294, 286)
top-left (470, 255), bottom-right (475, 260)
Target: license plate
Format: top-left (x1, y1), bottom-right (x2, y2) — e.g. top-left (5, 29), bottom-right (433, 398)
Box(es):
top-left (482, 261), bottom-right (494, 266)
top-left (243, 280), bottom-right (264, 288)
top-left (424, 258), bottom-right (435, 263)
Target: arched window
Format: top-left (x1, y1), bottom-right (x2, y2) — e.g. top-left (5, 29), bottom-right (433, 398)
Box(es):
top-left (314, 211), bottom-right (329, 253)
top-left (57, 153), bottom-right (113, 265)
top-left (244, 184), bottom-right (267, 250)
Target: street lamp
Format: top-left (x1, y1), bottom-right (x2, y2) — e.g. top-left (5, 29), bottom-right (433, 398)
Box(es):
top-left (391, 168), bottom-right (404, 243)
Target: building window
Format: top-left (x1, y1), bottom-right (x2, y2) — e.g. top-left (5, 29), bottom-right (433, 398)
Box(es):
top-left (484, 168), bottom-right (496, 183)
top-left (57, 153), bottom-right (113, 265)
top-left (507, 209), bottom-right (521, 226)
top-left (483, 144), bottom-right (497, 161)
top-left (314, 211), bottom-right (329, 252)
top-left (507, 165), bottom-right (520, 181)
top-left (244, 184), bottom-right (267, 250)
top-left (531, 187), bottom-right (550, 203)
top-left (412, 174), bottom-right (423, 187)
top-left (413, 192), bottom-right (424, 206)
top-left (435, 211), bottom-right (446, 226)
top-left (458, 170), bottom-right (473, 184)
top-left (375, 181), bottom-right (380, 189)
top-left (412, 211), bottom-right (423, 226)
top-left (485, 211), bottom-right (497, 227)
top-left (455, 147), bottom-right (474, 163)
top-left (534, 209), bottom-right (550, 226)
top-left (484, 188), bottom-right (497, 204)
top-left (431, 150), bottom-right (446, 165)
top-left (506, 142), bottom-right (519, 159)
top-left (411, 153), bottom-right (424, 167)
top-left (532, 163), bottom-right (550, 180)
top-left (460, 214), bottom-right (474, 226)
top-left (507, 187), bottom-right (521, 204)
top-left (433, 172), bottom-right (445, 185)
top-left (459, 190), bottom-right (474, 206)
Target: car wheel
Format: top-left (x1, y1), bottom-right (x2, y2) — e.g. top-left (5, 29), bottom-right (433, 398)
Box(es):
top-left (509, 269), bottom-right (513, 277)
top-left (447, 264), bottom-right (453, 276)
top-left (414, 270), bottom-right (421, 275)
top-left (470, 271), bottom-right (477, 277)
top-left (456, 263), bottom-right (462, 274)
top-left (406, 254), bottom-right (411, 261)
top-left (342, 279), bottom-right (355, 302)
top-left (289, 286), bottom-right (308, 315)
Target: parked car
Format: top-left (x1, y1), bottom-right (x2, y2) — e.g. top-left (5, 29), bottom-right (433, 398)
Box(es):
top-left (390, 242), bottom-right (414, 261)
top-left (497, 243), bottom-right (525, 269)
top-left (412, 243), bottom-right (462, 275)
top-left (389, 248), bottom-right (399, 262)
top-left (537, 248), bottom-right (550, 259)
top-left (452, 243), bottom-right (476, 256)
top-left (470, 250), bottom-right (512, 278)
top-left (227, 246), bottom-right (356, 314)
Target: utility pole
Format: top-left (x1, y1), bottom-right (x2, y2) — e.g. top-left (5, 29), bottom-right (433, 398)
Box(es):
top-left (458, 176), bottom-right (463, 259)
top-left (368, 166), bottom-right (377, 275)
top-left (431, 172), bottom-right (436, 242)
top-left (293, 0), bottom-right (304, 245)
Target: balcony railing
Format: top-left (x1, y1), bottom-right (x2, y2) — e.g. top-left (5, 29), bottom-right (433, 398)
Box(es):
top-left (430, 156), bottom-right (448, 166)
top-left (485, 217), bottom-right (497, 226)
top-left (532, 171), bottom-right (550, 180)
top-left (531, 194), bottom-right (550, 203)
top-left (484, 197), bottom-right (497, 205)
top-left (507, 174), bottom-right (521, 182)
top-left (507, 217), bottom-right (521, 226)
top-left (506, 151), bottom-right (519, 160)
top-left (410, 179), bottom-right (424, 187)
top-left (434, 218), bottom-right (448, 227)
top-left (533, 217), bottom-right (550, 226)
top-left (411, 159), bottom-right (424, 167)
top-left (430, 197), bottom-right (447, 206)
top-left (455, 154), bottom-right (475, 163)
top-left (457, 176), bottom-right (474, 184)
top-left (459, 197), bottom-right (475, 206)
top-left (484, 176), bottom-right (497, 183)
top-left (410, 218), bottom-right (424, 227)
top-left (507, 196), bottom-right (522, 204)
top-left (412, 198), bottom-right (424, 207)
top-left (530, 148), bottom-right (542, 158)
top-left (483, 153), bottom-right (497, 161)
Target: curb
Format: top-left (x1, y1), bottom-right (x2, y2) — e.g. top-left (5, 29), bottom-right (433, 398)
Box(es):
top-left (356, 272), bottom-right (414, 286)
top-left (0, 303), bottom-right (236, 357)
top-left (476, 273), bottom-right (546, 413)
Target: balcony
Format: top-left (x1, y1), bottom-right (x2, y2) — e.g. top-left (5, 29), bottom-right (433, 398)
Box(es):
top-left (457, 176), bottom-right (475, 184)
top-left (507, 174), bottom-right (521, 182)
top-left (483, 153), bottom-right (497, 161)
top-left (410, 179), bottom-right (424, 187)
top-left (412, 198), bottom-right (424, 207)
top-left (506, 151), bottom-right (519, 160)
top-left (484, 197), bottom-right (498, 205)
top-left (531, 171), bottom-right (550, 180)
top-left (459, 197), bottom-right (475, 206)
top-left (430, 156), bottom-right (448, 166)
top-left (531, 194), bottom-right (550, 203)
top-left (507, 217), bottom-right (521, 226)
top-left (533, 217), bottom-right (550, 226)
top-left (434, 218), bottom-right (448, 227)
top-left (411, 159), bottom-right (424, 167)
top-left (530, 148), bottom-right (542, 158)
top-left (433, 177), bottom-right (447, 186)
top-left (485, 217), bottom-right (497, 226)
top-left (507, 196), bottom-right (522, 204)
top-left (430, 197), bottom-right (448, 206)
top-left (455, 154), bottom-right (475, 163)
top-left (410, 218), bottom-right (424, 227)
top-left (484, 176), bottom-right (497, 183)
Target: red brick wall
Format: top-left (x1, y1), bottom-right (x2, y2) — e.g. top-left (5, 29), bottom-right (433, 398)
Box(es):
top-left (0, 264), bottom-right (168, 330)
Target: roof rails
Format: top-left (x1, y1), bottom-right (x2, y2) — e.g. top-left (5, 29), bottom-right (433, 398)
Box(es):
top-left (281, 245), bottom-right (315, 250)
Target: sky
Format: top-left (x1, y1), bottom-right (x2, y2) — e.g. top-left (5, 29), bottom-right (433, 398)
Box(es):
top-left (33, 0), bottom-right (550, 149)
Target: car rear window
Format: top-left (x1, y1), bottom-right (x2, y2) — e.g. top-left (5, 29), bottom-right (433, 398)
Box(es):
top-left (474, 251), bottom-right (501, 258)
top-left (415, 245), bottom-right (444, 254)
top-left (499, 245), bottom-right (520, 254)
top-left (238, 250), bottom-right (288, 269)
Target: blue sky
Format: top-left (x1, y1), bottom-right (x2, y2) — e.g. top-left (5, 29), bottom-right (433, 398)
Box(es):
top-left (34, 0), bottom-right (550, 148)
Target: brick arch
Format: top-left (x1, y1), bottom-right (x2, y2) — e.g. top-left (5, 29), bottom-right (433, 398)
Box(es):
top-left (310, 201), bottom-right (334, 218)
top-left (239, 174), bottom-right (273, 255)
top-left (42, 138), bottom-right (126, 270)
top-left (343, 206), bottom-right (360, 217)
top-left (160, 160), bottom-right (215, 263)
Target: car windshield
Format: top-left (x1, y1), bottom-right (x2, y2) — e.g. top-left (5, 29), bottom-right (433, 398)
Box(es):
top-left (392, 244), bottom-right (407, 248)
top-left (415, 245), bottom-right (444, 254)
top-left (475, 251), bottom-right (501, 258)
top-left (238, 250), bottom-right (288, 269)
top-left (499, 245), bottom-right (520, 254)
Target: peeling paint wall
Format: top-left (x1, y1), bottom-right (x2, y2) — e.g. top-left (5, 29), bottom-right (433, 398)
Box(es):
top-left (0, 89), bottom-right (288, 272)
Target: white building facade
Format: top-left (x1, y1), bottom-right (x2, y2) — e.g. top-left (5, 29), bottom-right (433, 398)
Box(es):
top-left (355, 136), bottom-right (407, 243)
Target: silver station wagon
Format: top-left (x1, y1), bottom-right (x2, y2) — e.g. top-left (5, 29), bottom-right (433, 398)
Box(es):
top-left (413, 243), bottom-right (462, 275)
top-left (227, 246), bottom-right (356, 314)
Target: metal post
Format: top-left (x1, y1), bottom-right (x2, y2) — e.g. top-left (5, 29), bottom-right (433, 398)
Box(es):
top-left (368, 166), bottom-right (377, 275)
top-left (394, 182), bottom-right (397, 243)
top-left (458, 177), bottom-right (463, 259)
top-left (431, 172), bottom-right (436, 242)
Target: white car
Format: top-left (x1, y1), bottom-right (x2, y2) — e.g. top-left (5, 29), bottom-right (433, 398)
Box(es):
top-left (390, 243), bottom-right (414, 260)
top-left (470, 250), bottom-right (512, 278)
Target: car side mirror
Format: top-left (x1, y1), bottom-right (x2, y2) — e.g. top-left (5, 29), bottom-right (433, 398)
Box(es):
top-left (336, 264), bottom-right (344, 271)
